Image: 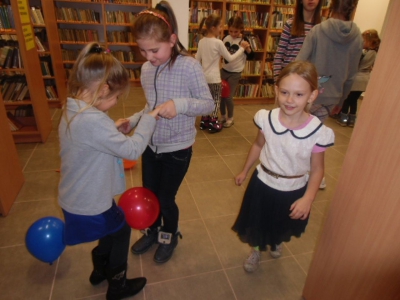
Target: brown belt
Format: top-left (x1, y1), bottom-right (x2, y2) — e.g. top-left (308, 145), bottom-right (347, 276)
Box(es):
top-left (260, 164), bottom-right (305, 179)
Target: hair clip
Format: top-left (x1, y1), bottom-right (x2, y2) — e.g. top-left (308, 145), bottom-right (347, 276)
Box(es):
top-left (137, 10), bottom-right (171, 31)
top-left (89, 45), bottom-right (104, 54)
top-left (104, 49), bottom-right (111, 53)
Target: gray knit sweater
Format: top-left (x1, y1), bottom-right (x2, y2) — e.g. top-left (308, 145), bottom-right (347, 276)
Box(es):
top-left (58, 97), bottom-right (156, 215)
top-left (296, 18), bottom-right (363, 107)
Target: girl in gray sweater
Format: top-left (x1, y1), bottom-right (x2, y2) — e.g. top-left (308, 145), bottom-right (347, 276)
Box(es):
top-left (58, 42), bottom-right (159, 300)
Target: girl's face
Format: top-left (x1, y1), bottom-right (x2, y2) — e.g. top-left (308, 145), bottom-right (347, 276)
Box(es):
top-left (275, 74), bottom-right (317, 118)
top-left (137, 34), bottom-right (176, 66)
top-left (211, 22), bottom-right (222, 37)
top-left (303, 0), bottom-right (319, 13)
top-left (228, 26), bottom-right (241, 39)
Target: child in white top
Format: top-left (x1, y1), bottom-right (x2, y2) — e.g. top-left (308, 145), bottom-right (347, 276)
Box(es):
top-left (232, 61), bottom-right (334, 273)
top-left (196, 14), bottom-right (249, 133)
top-left (220, 16), bottom-right (253, 128)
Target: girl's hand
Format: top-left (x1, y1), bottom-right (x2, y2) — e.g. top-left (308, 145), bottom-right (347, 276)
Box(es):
top-left (240, 41), bottom-right (250, 49)
top-left (289, 197), bottom-right (312, 220)
top-left (158, 100), bottom-right (177, 120)
top-left (148, 106), bottom-right (161, 119)
top-left (116, 118), bottom-right (131, 134)
top-left (235, 171), bottom-right (247, 186)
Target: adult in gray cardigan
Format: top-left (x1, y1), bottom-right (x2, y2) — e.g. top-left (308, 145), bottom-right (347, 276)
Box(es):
top-left (296, 0), bottom-right (363, 122)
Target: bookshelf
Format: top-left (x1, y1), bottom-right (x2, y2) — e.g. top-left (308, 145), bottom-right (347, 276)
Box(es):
top-left (188, 0), bottom-right (333, 104)
top-left (30, 0), bottom-right (68, 108)
top-left (46, 0), bottom-right (151, 85)
top-left (1, 0), bottom-right (52, 143)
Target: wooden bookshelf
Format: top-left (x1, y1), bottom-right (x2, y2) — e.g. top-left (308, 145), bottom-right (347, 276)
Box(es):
top-left (0, 0), bottom-right (52, 143)
top-left (45, 0), bottom-right (151, 85)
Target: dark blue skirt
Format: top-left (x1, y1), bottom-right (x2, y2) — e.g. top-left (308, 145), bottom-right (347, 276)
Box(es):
top-left (62, 200), bottom-right (126, 246)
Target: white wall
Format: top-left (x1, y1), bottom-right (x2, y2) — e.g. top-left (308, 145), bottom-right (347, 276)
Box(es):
top-left (153, 0), bottom-right (189, 49)
top-left (353, 0), bottom-right (390, 35)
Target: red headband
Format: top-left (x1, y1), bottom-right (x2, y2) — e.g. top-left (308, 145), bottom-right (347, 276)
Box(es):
top-left (137, 10), bottom-right (171, 31)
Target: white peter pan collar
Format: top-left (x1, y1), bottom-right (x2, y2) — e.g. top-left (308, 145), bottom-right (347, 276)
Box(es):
top-left (268, 108), bottom-right (323, 139)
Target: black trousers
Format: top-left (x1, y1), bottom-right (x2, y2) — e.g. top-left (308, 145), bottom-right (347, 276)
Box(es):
top-left (341, 91), bottom-right (363, 115)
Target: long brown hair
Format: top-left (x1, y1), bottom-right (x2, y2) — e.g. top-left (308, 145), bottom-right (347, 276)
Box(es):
top-left (131, 1), bottom-right (188, 68)
top-left (198, 14), bottom-right (221, 36)
top-left (291, 1), bottom-right (323, 37)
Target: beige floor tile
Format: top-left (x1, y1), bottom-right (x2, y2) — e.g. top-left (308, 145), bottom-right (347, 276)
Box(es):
top-left (23, 147), bottom-right (61, 172)
top-left (16, 149), bottom-right (31, 170)
top-left (189, 179), bottom-right (244, 219)
top-left (232, 120), bottom-right (260, 137)
top-left (192, 138), bottom-right (219, 157)
top-left (226, 257), bottom-right (306, 300)
top-left (176, 184), bottom-right (201, 222)
top-left (138, 219), bottom-right (221, 283)
top-left (16, 171), bottom-right (60, 202)
top-left (0, 245), bottom-right (56, 299)
top-left (211, 136), bottom-right (252, 156)
top-left (294, 252), bottom-right (314, 274)
top-left (185, 156), bottom-right (234, 183)
top-left (145, 271), bottom-right (235, 300)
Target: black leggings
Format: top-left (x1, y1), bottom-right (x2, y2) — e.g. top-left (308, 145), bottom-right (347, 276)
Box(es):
top-left (96, 222), bottom-right (131, 269)
top-left (341, 91), bottom-right (363, 115)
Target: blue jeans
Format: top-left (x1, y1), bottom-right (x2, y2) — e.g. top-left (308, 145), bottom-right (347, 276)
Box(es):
top-left (142, 146), bottom-right (193, 234)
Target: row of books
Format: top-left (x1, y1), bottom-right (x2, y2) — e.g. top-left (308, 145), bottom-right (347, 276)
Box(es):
top-left (35, 36), bottom-right (48, 52)
top-left (127, 68), bottom-right (141, 80)
top-left (188, 31), bottom-right (199, 49)
top-left (234, 82), bottom-right (259, 98)
top-left (227, 0), bottom-right (270, 3)
top-left (0, 4), bottom-right (14, 30)
top-left (30, 7), bottom-right (45, 25)
top-left (105, 11), bottom-right (136, 24)
top-left (1, 76), bottom-right (29, 101)
top-left (226, 11), bottom-right (269, 28)
top-left (274, 0), bottom-right (295, 5)
top-left (190, 9), bottom-right (222, 24)
top-left (58, 29), bottom-right (100, 43)
top-left (56, 7), bottom-right (101, 23)
top-left (0, 46), bottom-right (22, 69)
top-left (111, 50), bottom-right (135, 63)
top-left (7, 105), bottom-right (34, 131)
top-left (107, 31), bottom-right (135, 43)
top-left (264, 61), bottom-right (273, 77)
top-left (266, 35), bottom-right (280, 52)
top-left (45, 85), bottom-right (58, 100)
top-left (271, 7), bottom-right (294, 29)
top-left (247, 34), bottom-right (263, 51)
top-left (40, 61), bottom-right (53, 77)
top-left (242, 60), bottom-right (262, 75)
top-left (61, 49), bottom-right (79, 61)
top-left (261, 82), bottom-right (275, 98)
top-left (321, 0), bottom-right (331, 7)
top-left (79, 0), bottom-right (149, 3)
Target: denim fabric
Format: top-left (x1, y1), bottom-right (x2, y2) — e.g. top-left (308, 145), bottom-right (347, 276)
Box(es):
top-left (142, 146), bottom-right (193, 234)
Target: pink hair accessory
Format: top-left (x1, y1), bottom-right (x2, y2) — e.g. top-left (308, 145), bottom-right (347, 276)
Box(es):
top-left (137, 10), bottom-right (171, 31)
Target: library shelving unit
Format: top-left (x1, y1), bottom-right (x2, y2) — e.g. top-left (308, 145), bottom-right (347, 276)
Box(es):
top-left (30, 0), bottom-right (68, 108)
top-left (46, 0), bottom-right (151, 85)
top-left (1, 0), bottom-right (52, 143)
top-left (188, 0), bottom-right (332, 104)
top-left (0, 94), bottom-right (24, 216)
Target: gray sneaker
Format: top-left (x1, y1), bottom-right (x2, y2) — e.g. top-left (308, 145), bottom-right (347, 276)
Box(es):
top-left (243, 249), bottom-right (261, 272)
top-left (269, 243), bottom-right (282, 259)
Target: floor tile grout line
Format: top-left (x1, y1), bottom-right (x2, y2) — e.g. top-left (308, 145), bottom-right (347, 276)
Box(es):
top-left (0, 243), bottom-right (24, 249)
top-left (48, 256), bottom-right (60, 300)
top-left (186, 181), bottom-right (239, 300)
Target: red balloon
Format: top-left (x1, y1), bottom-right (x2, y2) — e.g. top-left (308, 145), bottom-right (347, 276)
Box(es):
top-left (221, 80), bottom-right (230, 98)
top-left (118, 187), bottom-right (160, 230)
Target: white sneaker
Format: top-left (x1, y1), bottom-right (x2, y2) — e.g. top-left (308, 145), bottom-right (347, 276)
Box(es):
top-left (269, 244), bottom-right (282, 259)
top-left (319, 177), bottom-right (326, 189)
top-left (243, 249), bottom-right (261, 272)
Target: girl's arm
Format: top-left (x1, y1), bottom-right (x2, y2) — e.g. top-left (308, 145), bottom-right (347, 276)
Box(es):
top-left (217, 39), bottom-right (247, 63)
top-left (289, 151), bottom-right (324, 220)
top-left (273, 21), bottom-right (291, 82)
top-left (235, 130), bottom-right (265, 186)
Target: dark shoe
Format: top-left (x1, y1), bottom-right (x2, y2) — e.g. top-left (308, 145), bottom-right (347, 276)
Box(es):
top-left (208, 117), bottom-right (223, 133)
top-left (89, 246), bottom-right (108, 285)
top-left (348, 114), bottom-right (356, 127)
top-left (199, 116), bottom-right (210, 130)
top-left (336, 112), bottom-right (348, 127)
top-left (106, 263), bottom-right (146, 300)
top-left (153, 231), bottom-right (182, 263)
top-left (130, 227), bottom-right (159, 255)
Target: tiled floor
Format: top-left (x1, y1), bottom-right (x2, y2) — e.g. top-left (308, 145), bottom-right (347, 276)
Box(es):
top-left (0, 87), bottom-right (355, 300)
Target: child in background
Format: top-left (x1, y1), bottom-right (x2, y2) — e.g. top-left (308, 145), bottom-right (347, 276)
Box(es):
top-left (58, 42), bottom-right (160, 300)
top-left (123, 1), bottom-right (214, 264)
top-left (273, 0), bottom-right (322, 82)
top-left (220, 16), bottom-right (254, 128)
top-left (232, 61), bottom-right (334, 273)
top-left (296, 0), bottom-right (363, 122)
top-left (196, 14), bottom-right (250, 133)
top-left (336, 29), bottom-right (380, 127)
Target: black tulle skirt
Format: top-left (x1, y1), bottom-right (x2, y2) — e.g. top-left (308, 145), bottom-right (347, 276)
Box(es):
top-left (232, 170), bottom-right (309, 251)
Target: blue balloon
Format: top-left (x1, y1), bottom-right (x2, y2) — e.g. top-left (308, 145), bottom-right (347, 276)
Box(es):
top-left (26, 217), bottom-right (66, 264)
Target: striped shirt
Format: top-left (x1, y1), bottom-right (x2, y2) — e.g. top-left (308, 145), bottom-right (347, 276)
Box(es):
top-left (273, 18), bottom-right (314, 82)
